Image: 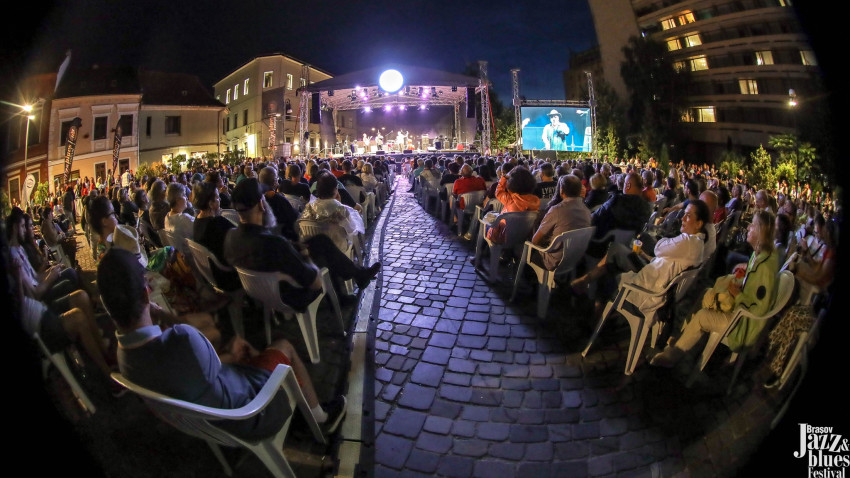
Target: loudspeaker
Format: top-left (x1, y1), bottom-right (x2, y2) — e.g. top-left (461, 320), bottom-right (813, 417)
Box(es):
top-left (328, 90), bottom-right (334, 97)
top-left (435, 141), bottom-right (443, 150)
top-left (309, 93), bottom-right (320, 124)
top-left (376, 150), bottom-right (386, 155)
top-left (466, 87), bottom-right (476, 118)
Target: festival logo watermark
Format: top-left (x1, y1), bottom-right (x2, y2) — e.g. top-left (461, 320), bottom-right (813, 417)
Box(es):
top-left (795, 424), bottom-right (850, 477)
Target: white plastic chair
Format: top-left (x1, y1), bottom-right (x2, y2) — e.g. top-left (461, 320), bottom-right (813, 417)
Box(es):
top-left (771, 308), bottom-right (825, 429)
top-left (220, 209), bottom-right (240, 226)
top-left (185, 239), bottom-right (246, 338)
top-left (283, 195), bottom-right (306, 214)
top-left (47, 243), bottom-right (74, 269)
top-left (510, 227), bottom-right (596, 319)
top-left (111, 364), bottom-right (324, 478)
top-left (34, 333), bottom-right (96, 415)
top-left (474, 211), bottom-right (538, 283)
top-left (439, 182), bottom-right (456, 222)
top-left (582, 266), bottom-right (702, 375)
top-left (345, 185), bottom-right (376, 227)
top-left (538, 196), bottom-right (552, 212)
top-left (686, 270), bottom-right (796, 393)
top-left (157, 229), bottom-right (178, 249)
top-left (452, 190), bottom-right (486, 236)
top-left (235, 266), bottom-right (342, 364)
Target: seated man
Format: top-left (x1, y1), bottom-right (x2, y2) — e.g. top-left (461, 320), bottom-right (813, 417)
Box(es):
top-left (258, 166), bottom-right (299, 241)
top-left (533, 163), bottom-right (557, 199)
top-left (98, 248), bottom-right (347, 439)
top-left (225, 178), bottom-right (379, 309)
top-left (530, 175), bottom-right (591, 270)
top-left (587, 172), bottom-right (652, 256)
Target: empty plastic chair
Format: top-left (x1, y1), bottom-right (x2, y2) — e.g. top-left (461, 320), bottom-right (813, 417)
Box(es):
top-left (474, 211), bottom-right (538, 283)
top-left (34, 332), bottom-right (96, 415)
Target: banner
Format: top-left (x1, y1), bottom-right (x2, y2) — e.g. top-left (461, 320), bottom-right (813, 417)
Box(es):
top-left (112, 123), bottom-right (123, 179)
top-left (62, 117), bottom-right (82, 187)
top-left (22, 173), bottom-right (36, 209)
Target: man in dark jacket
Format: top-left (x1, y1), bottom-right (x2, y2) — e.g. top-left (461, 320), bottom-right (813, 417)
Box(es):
top-left (62, 186), bottom-right (77, 234)
top-left (588, 172), bottom-right (651, 256)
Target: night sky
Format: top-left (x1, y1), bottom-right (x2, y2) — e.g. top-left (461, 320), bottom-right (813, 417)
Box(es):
top-left (1, 0), bottom-right (596, 105)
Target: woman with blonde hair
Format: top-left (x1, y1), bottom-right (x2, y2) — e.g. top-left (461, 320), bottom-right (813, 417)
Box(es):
top-left (651, 210), bottom-right (779, 367)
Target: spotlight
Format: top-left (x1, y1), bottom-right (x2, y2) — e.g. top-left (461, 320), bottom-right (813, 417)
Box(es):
top-left (328, 90), bottom-right (334, 97)
top-left (384, 105), bottom-right (392, 112)
top-left (451, 86), bottom-right (457, 92)
top-left (379, 69), bottom-right (404, 93)
top-left (364, 106), bottom-right (372, 113)
top-left (399, 105), bottom-right (406, 110)
top-left (419, 104), bottom-right (427, 110)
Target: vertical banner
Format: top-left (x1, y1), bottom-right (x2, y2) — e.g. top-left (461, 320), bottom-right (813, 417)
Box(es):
top-left (112, 123), bottom-right (123, 180)
top-left (62, 117), bottom-right (82, 187)
top-left (22, 173), bottom-right (36, 209)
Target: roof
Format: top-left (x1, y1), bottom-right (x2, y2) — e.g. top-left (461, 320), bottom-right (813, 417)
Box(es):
top-left (305, 65), bottom-right (479, 92)
top-left (54, 65), bottom-right (140, 99)
top-left (139, 71), bottom-right (222, 107)
top-left (214, 53), bottom-right (333, 87)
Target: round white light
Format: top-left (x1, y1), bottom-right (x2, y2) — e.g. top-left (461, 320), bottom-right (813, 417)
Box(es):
top-left (379, 69), bottom-right (403, 93)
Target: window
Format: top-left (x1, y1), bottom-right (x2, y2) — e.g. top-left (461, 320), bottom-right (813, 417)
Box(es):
top-left (244, 78), bottom-right (249, 95)
top-left (739, 79), bottom-right (759, 94)
top-left (800, 50), bottom-right (817, 66)
top-left (286, 74), bottom-right (293, 90)
top-left (684, 34), bottom-right (702, 47)
top-left (688, 56), bottom-right (709, 71)
top-left (95, 162), bottom-right (106, 182)
top-left (92, 116), bottom-right (107, 141)
top-left (677, 11), bottom-right (696, 25)
top-left (660, 18), bottom-right (677, 30)
top-left (226, 89), bottom-right (231, 104)
top-left (223, 118), bottom-right (228, 134)
top-left (119, 158), bottom-right (130, 175)
top-left (243, 109), bottom-right (248, 126)
top-left (60, 120), bottom-right (75, 146)
top-left (264, 72), bottom-right (273, 88)
top-left (233, 84), bottom-right (239, 100)
top-left (9, 178), bottom-right (19, 205)
top-left (300, 77), bottom-right (306, 88)
top-left (118, 115), bottom-right (134, 136)
top-left (165, 116), bottom-right (182, 135)
top-left (161, 153), bottom-right (173, 163)
top-left (696, 107), bottom-right (716, 122)
top-left (755, 50), bottom-right (774, 65)
top-left (146, 116), bottom-right (152, 137)
top-left (667, 38), bottom-right (682, 51)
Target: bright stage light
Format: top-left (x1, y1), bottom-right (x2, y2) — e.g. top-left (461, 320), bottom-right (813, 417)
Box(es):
top-left (379, 69), bottom-right (404, 93)
top-left (364, 106), bottom-right (372, 113)
top-left (399, 105), bottom-right (406, 110)
top-left (384, 105), bottom-right (393, 112)
top-left (419, 104), bottom-right (427, 110)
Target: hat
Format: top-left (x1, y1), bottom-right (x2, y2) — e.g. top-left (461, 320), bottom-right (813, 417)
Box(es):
top-left (108, 224), bottom-right (148, 268)
top-left (547, 109), bottom-right (561, 117)
top-left (231, 177), bottom-right (263, 212)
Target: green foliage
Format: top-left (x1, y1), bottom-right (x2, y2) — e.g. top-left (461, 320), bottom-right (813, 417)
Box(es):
top-left (591, 78), bottom-right (626, 159)
top-left (135, 162), bottom-right (155, 180)
top-left (768, 134), bottom-right (817, 185)
top-left (716, 150), bottom-right (745, 180)
top-left (169, 154), bottom-right (187, 175)
top-left (0, 188), bottom-right (10, 218)
top-left (32, 182), bottom-right (50, 207)
top-left (658, 144), bottom-right (671, 176)
top-left (775, 160), bottom-right (797, 185)
top-left (494, 112), bottom-right (517, 153)
top-left (747, 145), bottom-right (775, 188)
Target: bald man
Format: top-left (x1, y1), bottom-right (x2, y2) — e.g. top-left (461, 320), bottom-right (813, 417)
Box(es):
top-left (588, 172), bottom-right (652, 257)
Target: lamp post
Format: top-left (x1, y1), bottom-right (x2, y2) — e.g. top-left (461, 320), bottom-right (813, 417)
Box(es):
top-left (788, 89), bottom-right (799, 189)
top-left (21, 104), bottom-right (36, 208)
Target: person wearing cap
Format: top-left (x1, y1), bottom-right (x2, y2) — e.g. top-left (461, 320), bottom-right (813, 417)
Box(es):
top-left (98, 248), bottom-right (348, 438)
top-left (542, 109), bottom-right (570, 151)
top-left (224, 178), bottom-right (379, 310)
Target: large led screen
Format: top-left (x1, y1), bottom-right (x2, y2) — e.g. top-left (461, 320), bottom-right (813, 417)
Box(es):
top-left (520, 106), bottom-right (591, 152)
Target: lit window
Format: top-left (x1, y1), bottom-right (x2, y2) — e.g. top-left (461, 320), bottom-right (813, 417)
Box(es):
top-left (778, 0), bottom-right (788, 6)
top-left (660, 18), bottom-right (677, 30)
top-left (234, 85), bottom-right (238, 100)
top-left (667, 38), bottom-right (682, 51)
top-left (678, 11), bottom-right (696, 25)
top-left (739, 79), bottom-right (759, 95)
top-left (689, 55), bottom-right (709, 71)
top-left (673, 61), bottom-right (687, 72)
top-left (226, 89), bottom-right (231, 104)
top-left (755, 50), bottom-right (774, 65)
top-left (287, 74), bottom-right (293, 90)
top-left (264, 72), bottom-right (273, 88)
top-left (681, 110), bottom-right (694, 123)
top-left (300, 77), bottom-right (306, 88)
top-left (244, 79), bottom-right (249, 95)
top-left (696, 107), bottom-right (716, 122)
top-left (800, 50), bottom-right (817, 66)
top-left (684, 34), bottom-right (702, 47)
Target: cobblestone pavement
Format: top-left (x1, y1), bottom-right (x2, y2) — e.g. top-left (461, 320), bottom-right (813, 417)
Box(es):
top-left (369, 176), bottom-right (801, 478)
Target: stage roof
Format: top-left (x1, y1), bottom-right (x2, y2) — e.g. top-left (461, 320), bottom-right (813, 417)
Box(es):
top-left (303, 65), bottom-right (480, 111)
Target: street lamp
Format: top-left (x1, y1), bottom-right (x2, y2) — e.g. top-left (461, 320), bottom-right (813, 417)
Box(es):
top-left (787, 89), bottom-right (799, 189)
top-left (21, 103), bottom-right (37, 209)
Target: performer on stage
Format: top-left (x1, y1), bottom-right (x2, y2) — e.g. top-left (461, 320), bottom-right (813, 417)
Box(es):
top-left (542, 109), bottom-right (570, 151)
top-left (376, 131), bottom-right (384, 149)
top-left (395, 130), bottom-right (407, 151)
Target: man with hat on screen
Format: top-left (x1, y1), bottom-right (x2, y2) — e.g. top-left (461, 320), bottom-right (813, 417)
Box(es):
top-left (542, 109), bottom-right (570, 151)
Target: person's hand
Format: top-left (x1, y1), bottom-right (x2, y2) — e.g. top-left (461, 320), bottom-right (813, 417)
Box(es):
top-left (228, 336), bottom-right (251, 363)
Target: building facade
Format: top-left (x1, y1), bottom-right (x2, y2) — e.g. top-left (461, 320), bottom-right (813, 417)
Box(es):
top-left (213, 54), bottom-right (356, 158)
top-left (587, 0), bottom-right (820, 158)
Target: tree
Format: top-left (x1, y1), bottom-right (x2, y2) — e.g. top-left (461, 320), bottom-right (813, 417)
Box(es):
top-left (589, 78), bottom-right (626, 160)
top-left (32, 181), bottom-right (50, 207)
top-left (494, 113), bottom-right (516, 152)
top-left (747, 145), bottom-right (775, 188)
top-left (768, 134), bottom-right (817, 186)
top-left (716, 150), bottom-right (745, 181)
top-left (620, 36), bottom-right (690, 159)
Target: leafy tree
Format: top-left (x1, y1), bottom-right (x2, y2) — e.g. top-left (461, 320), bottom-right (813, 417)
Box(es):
top-left (620, 36), bottom-right (690, 159)
top-left (589, 78), bottom-right (626, 160)
top-left (32, 181), bottom-right (50, 207)
top-left (0, 188), bottom-right (11, 218)
top-left (494, 113), bottom-right (516, 153)
top-left (748, 145), bottom-right (775, 188)
top-left (716, 150), bottom-right (745, 180)
top-left (768, 134), bottom-right (816, 185)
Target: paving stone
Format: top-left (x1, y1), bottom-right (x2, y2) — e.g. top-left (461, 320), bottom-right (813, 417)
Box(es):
top-left (460, 405), bottom-right (491, 422)
top-left (442, 306), bottom-right (467, 320)
top-left (546, 408), bottom-right (581, 424)
top-left (398, 384), bottom-right (436, 410)
top-left (470, 375), bottom-right (500, 388)
top-left (457, 334), bottom-right (488, 348)
top-left (410, 362), bottom-right (444, 387)
top-left (435, 319), bottom-right (462, 334)
top-left (448, 358), bottom-right (477, 374)
top-left (374, 400), bottom-right (391, 421)
top-left (588, 455), bottom-right (614, 476)
top-left (473, 459), bottom-right (515, 478)
top-left (421, 347), bottom-right (451, 365)
top-left (453, 438), bottom-right (489, 457)
top-left (510, 424), bottom-right (549, 443)
top-left (428, 332), bottom-right (457, 348)
top-left (442, 372), bottom-right (472, 387)
top-left (461, 321), bottom-right (487, 335)
top-left (375, 367), bottom-right (393, 383)
top-left (380, 384), bottom-right (401, 401)
top-left (502, 390), bottom-right (525, 408)
top-left (563, 390), bottom-right (583, 408)
top-left (411, 316), bottom-right (437, 329)
top-left (451, 347), bottom-right (470, 359)
top-left (517, 409), bottom-right (545, 424)
top-left (490, 408), bottom-right (518, 423)
top-left (415, 431), bottom-right (453, 454)
top-left (572, 422), bottom-right (600, 440)
top-left (440, 384), bottom-right (473, 402)
top-left (405, 449), bottom-right (440, 474)
top-left (517, 462), bottom-right (551, 477)
top-left (437, 455), bottom-right (474, 478)
top-left (375, 433), bottom-right (414, 470)
top-left (477, 422), bottom-right (510, 440)
top-left (430, 399), bottom-right (462, 419)
top-left (525, 441), bottom-right (554, 461)
top-left (423, 415), bottom-right (453, 435)
top-left (451, 420), bottom-right (476, 438)
top-left (600, 417), bottom-right (630, 437)
top-left (477, 362), bottom-right (501, 376)
top-left (487, 337), bottom-right (507, 351)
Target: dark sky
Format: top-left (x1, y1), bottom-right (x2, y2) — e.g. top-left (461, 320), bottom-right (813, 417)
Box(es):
top-left (1, 0), bottom-right (596, 105)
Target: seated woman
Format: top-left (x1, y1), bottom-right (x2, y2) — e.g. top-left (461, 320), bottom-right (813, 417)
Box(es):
top-left (583, 173), bottom-right (609, 210)
top-left (192, 181), bottom-right (241, 291)
top-left (571, 200), bottom-right (709, 318)
top-left (361, 162), bottom-right (387, 205)
top-left (486, 166), bottom-right (540, 243)
top-left (788, 214), bottom-right (836, 299)
top-left (164, 182), bottom-right (195, 256)
top-left (650, 210), bottom-right (779, 367)
top-left (774, 213), bottom-right (794, 265)
top-left (147, 179), bottom-right (170, 231)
